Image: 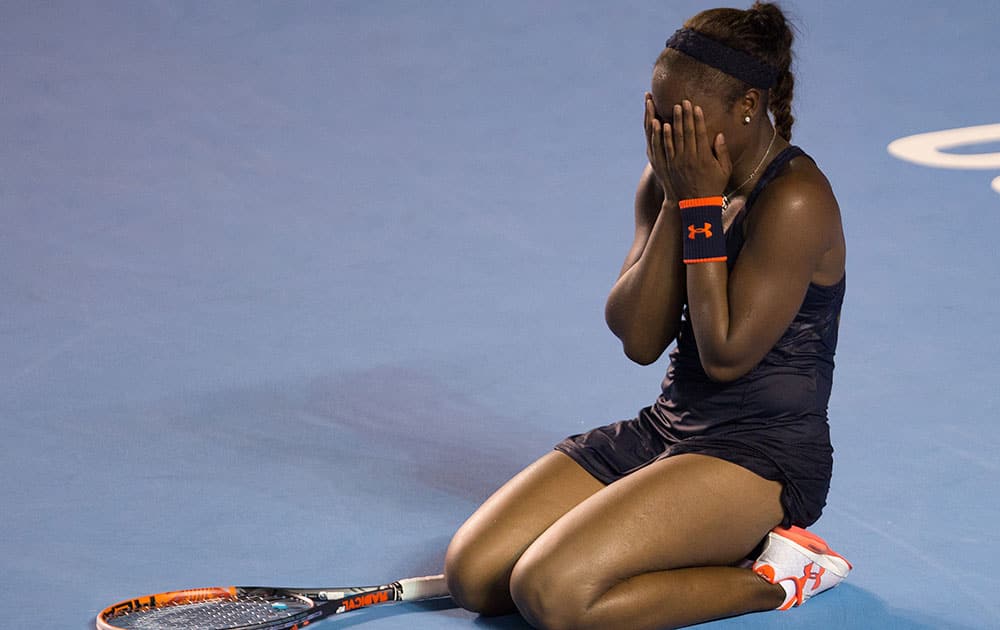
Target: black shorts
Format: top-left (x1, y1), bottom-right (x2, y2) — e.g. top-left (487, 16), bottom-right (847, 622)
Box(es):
top-left (554, 406), bottom-right (833, 528)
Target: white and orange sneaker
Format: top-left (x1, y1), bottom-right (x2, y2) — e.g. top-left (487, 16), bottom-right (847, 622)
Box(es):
top-left (752, 526), bottom-right (852, 610)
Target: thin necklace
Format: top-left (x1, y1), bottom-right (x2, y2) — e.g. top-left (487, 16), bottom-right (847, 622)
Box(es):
top-left (723, 126), bottom-right (777, 209)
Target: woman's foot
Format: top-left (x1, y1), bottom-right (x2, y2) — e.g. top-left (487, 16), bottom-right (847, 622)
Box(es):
top-left (752, 526), bottom-right (852, 610)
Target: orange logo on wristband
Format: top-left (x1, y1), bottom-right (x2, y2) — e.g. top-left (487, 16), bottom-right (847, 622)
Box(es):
top-left (688, 223), bottom-right (714, 240)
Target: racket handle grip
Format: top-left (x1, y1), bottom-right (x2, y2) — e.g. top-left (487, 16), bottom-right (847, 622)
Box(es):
top-left (398, 575), bottom-right (449, 601)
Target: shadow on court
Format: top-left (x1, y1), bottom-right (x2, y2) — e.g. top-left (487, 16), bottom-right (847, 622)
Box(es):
top-left (298, 366), bottom-right (554, 501)
top-left (124, 364), bottom-right (549, 505)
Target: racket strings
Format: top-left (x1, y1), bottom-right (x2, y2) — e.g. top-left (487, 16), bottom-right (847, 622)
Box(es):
top-left (105, 594), bottom-right (310, 630)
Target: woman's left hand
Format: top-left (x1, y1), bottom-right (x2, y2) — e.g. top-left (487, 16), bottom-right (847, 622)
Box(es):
top-left (661, 100), bottom-right (733, 200)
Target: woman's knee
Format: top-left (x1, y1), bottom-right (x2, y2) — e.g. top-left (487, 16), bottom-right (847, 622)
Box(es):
top-left (445, 453), bottom-right (603, 616)
top-left (509, 548), bottom-right (593, 630)
top-left (444, 527), bottom-right (517, 616)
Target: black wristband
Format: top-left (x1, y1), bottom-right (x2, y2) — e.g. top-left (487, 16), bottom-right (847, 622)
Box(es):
top-left (679, 197), bottom-right (727, 264)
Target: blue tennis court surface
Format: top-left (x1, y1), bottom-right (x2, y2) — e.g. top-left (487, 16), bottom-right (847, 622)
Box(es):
top-left (2, 2), bottom-right (998, 628)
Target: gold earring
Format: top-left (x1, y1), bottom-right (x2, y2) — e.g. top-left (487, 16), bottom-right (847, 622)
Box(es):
top-left (743, 115), bottom-right (752, 124)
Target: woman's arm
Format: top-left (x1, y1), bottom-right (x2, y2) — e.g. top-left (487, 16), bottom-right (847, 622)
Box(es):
top-left (605, 165), bottom-right (687, 365)
top-left (686, 176), bottom-right (839, 381)
top-left (661, 100), bottom-right (840, 382)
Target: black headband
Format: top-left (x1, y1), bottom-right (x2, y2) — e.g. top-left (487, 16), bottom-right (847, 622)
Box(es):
top-left (664, 28), bottom-right (779, 89)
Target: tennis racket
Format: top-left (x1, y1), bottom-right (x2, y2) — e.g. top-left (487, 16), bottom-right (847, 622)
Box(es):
top-left (96, 574), bottom-right (449, 629)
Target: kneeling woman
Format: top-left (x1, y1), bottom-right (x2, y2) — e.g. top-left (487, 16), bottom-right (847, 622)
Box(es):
top-left (446, 3), bottom-right (851, 629)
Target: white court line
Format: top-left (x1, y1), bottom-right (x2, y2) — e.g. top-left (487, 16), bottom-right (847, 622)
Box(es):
top-left (888, 123), bottom-right (1000, 196)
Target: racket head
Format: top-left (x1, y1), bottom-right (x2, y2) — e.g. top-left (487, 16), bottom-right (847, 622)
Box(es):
top-left (96, 586), bottom-right (315, 630)
top-left (96, 576), bottom-right (446, 630)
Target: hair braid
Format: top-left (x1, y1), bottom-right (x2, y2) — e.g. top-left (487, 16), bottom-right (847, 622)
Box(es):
top-left (769, 66), bottom-right (794, 141)
top-left (750, 2), bottom-right (795, 140)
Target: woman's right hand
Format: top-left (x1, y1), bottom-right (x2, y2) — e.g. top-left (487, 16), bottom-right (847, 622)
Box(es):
top-left (644, 93), bottom-right (674, 201)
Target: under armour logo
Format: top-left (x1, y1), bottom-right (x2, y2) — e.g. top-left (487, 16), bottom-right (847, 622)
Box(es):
top-left (688, 223), bottom-right (713, 240)
top-left (801, 561), bottom-right (825, 590)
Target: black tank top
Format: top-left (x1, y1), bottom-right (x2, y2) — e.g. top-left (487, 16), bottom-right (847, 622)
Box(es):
top-left (653, 146), bottom-right (845, 435)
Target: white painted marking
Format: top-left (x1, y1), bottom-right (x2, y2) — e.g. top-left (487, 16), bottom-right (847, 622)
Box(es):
top-left (887, 123), bottom-right (1000, 169)
top-left (888, 123), bottom-right (1000, 195)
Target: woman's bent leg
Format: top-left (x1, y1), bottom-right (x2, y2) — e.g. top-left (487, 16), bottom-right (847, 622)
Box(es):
top-left (509, 453), bottom-right (788, 630)
top-left (445, 451), bottom-right (604, 616)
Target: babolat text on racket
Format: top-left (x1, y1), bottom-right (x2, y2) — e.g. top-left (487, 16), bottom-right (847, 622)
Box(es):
top-left (96, 574), bottom-right (449, 629)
